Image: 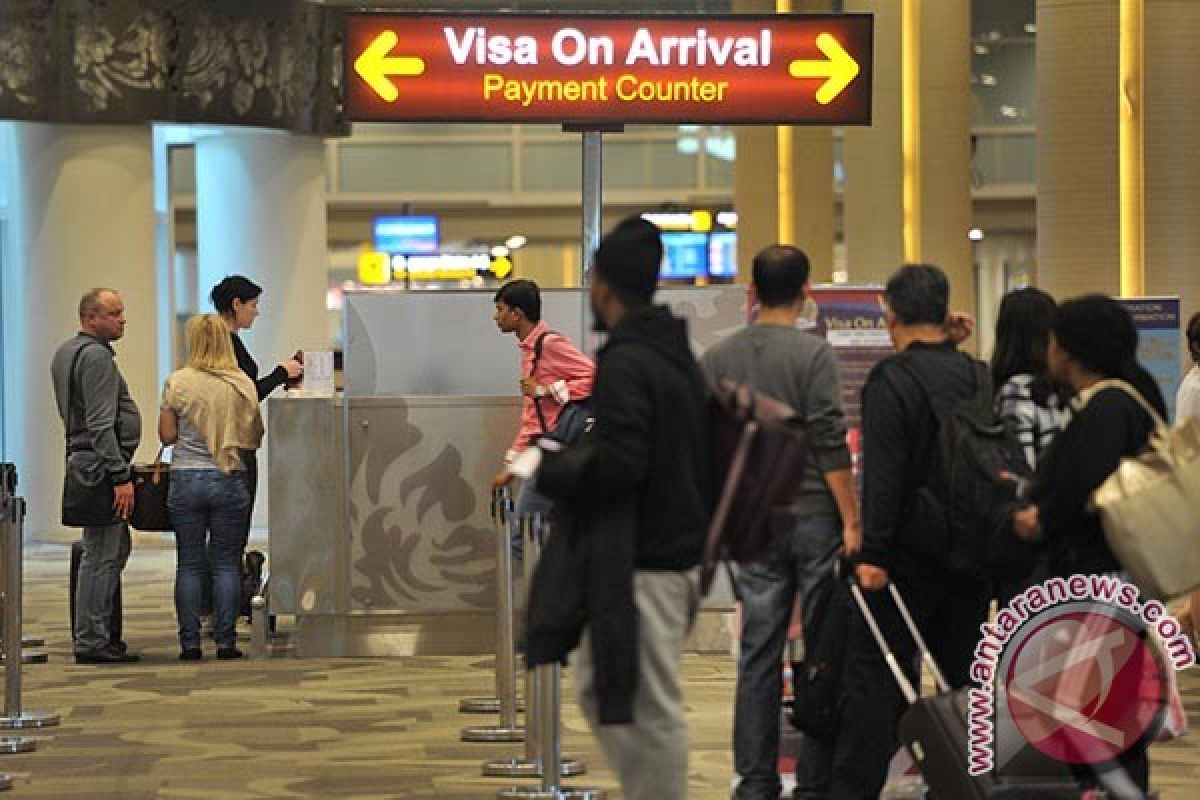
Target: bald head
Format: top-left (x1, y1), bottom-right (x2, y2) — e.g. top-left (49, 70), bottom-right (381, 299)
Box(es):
top-left (78, 289), bottom-right (126, 342)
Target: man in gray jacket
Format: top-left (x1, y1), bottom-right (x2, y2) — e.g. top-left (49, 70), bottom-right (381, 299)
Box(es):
top-left (701, 245), bottom-right (860, 800)
top-left (51, 288), bottom-right (141, 664)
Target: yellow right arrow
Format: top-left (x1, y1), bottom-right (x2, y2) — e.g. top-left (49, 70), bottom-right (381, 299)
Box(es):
top-left (788, 33), bottom-right (860, 105)
top-left (354, 30), bottom-right (426, 103)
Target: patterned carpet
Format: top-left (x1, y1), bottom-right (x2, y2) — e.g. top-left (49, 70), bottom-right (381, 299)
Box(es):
top-left (1, 543), bottom-right (1198, 799)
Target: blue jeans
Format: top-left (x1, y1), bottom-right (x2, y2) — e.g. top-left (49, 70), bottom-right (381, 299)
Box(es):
top-left (733, 512), bottom-right (842, 800)
top-left (168, 470), bottom-right (251, 650)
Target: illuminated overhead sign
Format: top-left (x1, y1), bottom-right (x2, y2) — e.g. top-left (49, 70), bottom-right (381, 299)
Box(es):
top-left (373, 215), bottom-right (440, 254)
top-left (345, 14), bottom-right (873, 125)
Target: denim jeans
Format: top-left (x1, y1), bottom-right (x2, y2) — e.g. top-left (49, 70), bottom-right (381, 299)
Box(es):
top-left (733, 512), bottom-right (842, 800)
top-left (168, 469), bottom-right (251, 650)
top-left (74, 522), bottom-right (132, 654)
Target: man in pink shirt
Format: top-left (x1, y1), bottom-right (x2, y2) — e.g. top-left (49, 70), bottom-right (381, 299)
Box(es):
top-left (490, 280), bottom-right (595, 527)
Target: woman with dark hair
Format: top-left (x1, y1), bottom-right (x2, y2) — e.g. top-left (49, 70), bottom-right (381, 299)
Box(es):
top-left (991, 287), bottom-right (1069, 472)
top-left (1014, 294), bottom-right (1167, 796)
top-left (209, 276), bottom-right (303, 399)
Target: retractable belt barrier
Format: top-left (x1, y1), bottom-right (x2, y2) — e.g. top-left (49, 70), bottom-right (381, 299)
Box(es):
top-left (0, 485), bottom-right (61, 775)
top-left (492, 514), bottom-right (602, 800)
top-left (461, 487), bottom-right (525, 743)
top-left (484, 513), bottom-right (585, 780)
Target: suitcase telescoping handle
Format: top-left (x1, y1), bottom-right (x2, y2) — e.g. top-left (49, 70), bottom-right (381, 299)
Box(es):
top-left (848, 581), bottom-right (952, 706)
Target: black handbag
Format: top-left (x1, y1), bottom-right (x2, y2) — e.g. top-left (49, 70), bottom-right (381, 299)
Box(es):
top-left (130, 447), bottom-right (171, 532)
top-left (60, 344), bottom-right (120, 528)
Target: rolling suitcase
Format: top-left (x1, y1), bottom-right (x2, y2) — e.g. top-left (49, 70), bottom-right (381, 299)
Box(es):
top-left (69, 539), bottom-right (124, 648)
top-left (850, 581), bottom-right (1090, 800)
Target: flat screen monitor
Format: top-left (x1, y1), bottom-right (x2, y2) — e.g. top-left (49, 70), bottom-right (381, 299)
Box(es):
top-left (708, 231), bottom-right (737, 278)
top-left (373, 215), bottom-right (440, 255)
top-left (660, 231), bottom-right (709, 280)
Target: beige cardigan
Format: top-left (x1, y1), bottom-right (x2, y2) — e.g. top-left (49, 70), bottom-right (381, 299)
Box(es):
top-left (162, 367), bottom-right (264, 473)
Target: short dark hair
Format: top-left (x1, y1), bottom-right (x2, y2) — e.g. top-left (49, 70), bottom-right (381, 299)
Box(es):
top-left (752, 245), bottom-right (810, 309)
top-left (884, 264), bottom-right (949, 326)
top-left (592, 216), bottom-right (662, 307)
top-left (1188, 311), bottom-right (1200, 348)
top-left (990, 287), bottom-right (1058, 390)
top-left (210, 275), bottom-right (263, 314)
top-left (494, 279), bottom-right (541, 323)
top-left (1052, 293), bottom-right (1167, 417)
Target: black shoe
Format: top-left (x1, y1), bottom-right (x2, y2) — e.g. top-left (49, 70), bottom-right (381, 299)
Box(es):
top-left (179, 648), bottom-right (203, 662)
top-left (75, 647), bottom-right (140, 664)
top-left (109, 640), bottom-right (128, 654)
top-left (216, 647), bottom-right (243, 660)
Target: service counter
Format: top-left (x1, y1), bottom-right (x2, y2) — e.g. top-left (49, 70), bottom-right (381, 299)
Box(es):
top-left (266, 286), bottom-right (745, 657)
top-left (268, 394), bottom-right (520, 657)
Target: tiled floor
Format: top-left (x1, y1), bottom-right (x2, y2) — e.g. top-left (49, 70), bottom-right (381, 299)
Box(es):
top-left (1, 543), bottom-right (1197, 798)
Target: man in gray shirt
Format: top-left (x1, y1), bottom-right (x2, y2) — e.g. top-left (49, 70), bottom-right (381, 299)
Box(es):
top-left (51, 288), bottom-right (141, 664)
top-left (701, 245), bottom-right (860, 800)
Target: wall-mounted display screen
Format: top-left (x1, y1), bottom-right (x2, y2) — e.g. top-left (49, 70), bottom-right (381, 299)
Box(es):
top-left (708, 231), bottom-right (737, 278)
top-left (660, 231), bottom-right (710, 279)
top-left (373, 215), bottom-right (440, 254)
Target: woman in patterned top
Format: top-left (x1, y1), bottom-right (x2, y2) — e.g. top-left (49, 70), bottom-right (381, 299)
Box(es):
top-left (990, 287), bottom-right (1069, 601)
top-left (991, 287), bottom-right (1071, 472)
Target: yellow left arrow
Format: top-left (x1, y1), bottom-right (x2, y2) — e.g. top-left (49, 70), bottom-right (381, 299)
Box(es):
top-left (354, 30), bottom-right (426, 103)
top-left (788, 32), bottom-right (860, 105)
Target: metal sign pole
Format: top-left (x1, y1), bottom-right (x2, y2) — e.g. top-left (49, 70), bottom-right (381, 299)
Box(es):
top-left (484, 514), bottom-right (584, 779)
top-left (462, 488), bottom-right (524, 743)
top-left (581, 130), bottom-right (603, 287)
top-left (0, 495), bottom-right (59, 733)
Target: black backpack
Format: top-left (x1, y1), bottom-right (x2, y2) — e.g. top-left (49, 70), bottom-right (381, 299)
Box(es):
top-left (789, 565), bottom-right (851, 739)
top-left (894, 355), bottom-right (1033, 578)
top-left (530, 331), bottom-right (593, 446)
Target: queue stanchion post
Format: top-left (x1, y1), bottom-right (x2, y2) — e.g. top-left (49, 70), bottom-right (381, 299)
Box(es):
top-left (0, 491), bottom-right (58, 738)
top-left (460, 484), bottom-right (525, 716)
top-left (462, 487), bottom-right (524, 743)
top-left (484, 513), bottom-right (584, 779)
top-left (498, 514), bottom-right (601, 800)
top-left (0, 563), bottom-right (47, 666)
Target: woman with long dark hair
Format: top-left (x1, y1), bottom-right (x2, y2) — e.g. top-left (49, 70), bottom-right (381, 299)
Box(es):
top-left (1014, 294), bottom-right (1166, 796)
top-left (990, 287), bottom-right (1070, 472)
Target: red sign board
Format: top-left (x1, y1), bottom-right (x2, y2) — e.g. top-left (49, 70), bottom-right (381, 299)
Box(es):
top-left (345, 14), bottom-right (873, 125)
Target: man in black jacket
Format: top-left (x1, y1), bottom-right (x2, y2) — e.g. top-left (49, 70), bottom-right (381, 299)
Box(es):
top-left (535, 216), bottom-right (709, 800)
top-left (830, 264), bottom-right (992, 798)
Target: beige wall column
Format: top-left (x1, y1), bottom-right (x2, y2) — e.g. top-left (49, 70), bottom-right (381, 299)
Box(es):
top-left (4, 125), bottom-right (158, 538)
top-left (195, 130), bottom-right (329, 531)
top-left (1036, 0), bottom-right (1120, 299)
top-left (1145, 0), bottom-right (1200, 335)
top-left (844, 0), bottom-right (973, 317)
top-left (733, 0), bottom-right (836, 281)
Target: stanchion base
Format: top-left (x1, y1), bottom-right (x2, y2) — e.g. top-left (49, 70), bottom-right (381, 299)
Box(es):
top-left (461, 725), bottom-right (525, 743)
top-left (483, 757), bottom-right (586, 778)
top-left (0, 651), bottom-right (48, 665)
top-left (0, 773), bottom-right (10, 791)
top-left (459, 697), bottom-right (525, 714)
top-left (0, 737), bottom-right (34, 754)
top-left (497, 786), bottom-right (603, 800)
top-left (0, 711), bottom-right (60, 730)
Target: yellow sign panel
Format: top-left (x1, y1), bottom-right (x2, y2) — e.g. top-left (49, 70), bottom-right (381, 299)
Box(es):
top-left (357, 250), bottom-right (392, 285)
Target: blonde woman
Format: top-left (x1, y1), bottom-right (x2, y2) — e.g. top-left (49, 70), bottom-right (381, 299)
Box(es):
top-left (159, 315), bottom-right (264, 661)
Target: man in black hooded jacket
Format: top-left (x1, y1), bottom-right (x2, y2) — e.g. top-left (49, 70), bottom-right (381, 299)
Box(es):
top-left (532, 215), bottom-right (709, 800)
